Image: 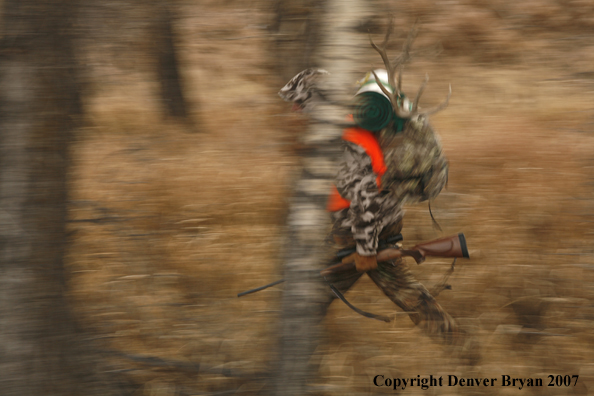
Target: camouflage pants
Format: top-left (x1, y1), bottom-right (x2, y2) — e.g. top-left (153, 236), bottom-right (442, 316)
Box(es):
top-left (323, 224), bottom-right (460, 344)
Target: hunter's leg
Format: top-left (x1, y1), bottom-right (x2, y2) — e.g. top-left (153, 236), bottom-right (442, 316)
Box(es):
top-left (319, 255), bottom-right (364, 315)
top-left (367, 259), bottom-right (460, 344)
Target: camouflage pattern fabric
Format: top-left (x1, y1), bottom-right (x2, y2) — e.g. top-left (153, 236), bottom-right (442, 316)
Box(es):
top-left (331, 116), bottom-right (448, 256)
top-left (367, 260), bottom-right (459, 342)
top-left (278, 68), bottom-right (328, 111)
top-left (331, 140), bottom-right (404, 256)
top-left (280, 69), bottom-right (460, 344)
top-left (322, 250), bottom-right (460, 344)
top-left (325, 115), bottom-right (458, 342)
top-left (379, 115), bottom-right (449, 204)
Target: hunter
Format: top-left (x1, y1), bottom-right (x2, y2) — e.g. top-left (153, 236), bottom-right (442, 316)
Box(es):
top-left (279, 67), bottom-right (459, 343)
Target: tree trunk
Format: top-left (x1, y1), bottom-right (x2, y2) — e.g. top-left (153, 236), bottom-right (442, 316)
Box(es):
top-left (0, 1), bottom-right (124, 395)
top-left (154, 0), bottom-right (190, 121)
top-left (274, 1), bottom-right (371, 394)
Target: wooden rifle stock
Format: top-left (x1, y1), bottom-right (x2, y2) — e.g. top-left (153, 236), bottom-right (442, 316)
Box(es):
top-left (321, 233), bottom-right (469, 277)
top-left (412, 232), bottom-right (469, 262)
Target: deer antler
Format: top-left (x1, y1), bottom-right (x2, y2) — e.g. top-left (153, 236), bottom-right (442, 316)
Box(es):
top-left (419, 84), bottom-right (451, 116)
top-left (369, 18), bottom-right (411, 119)
top-left (412, 74), bottom-right (429, 113)
top-left (369, 20), bottom-right (450, 120)
top-left (396, 21), bottom-right (418, 92)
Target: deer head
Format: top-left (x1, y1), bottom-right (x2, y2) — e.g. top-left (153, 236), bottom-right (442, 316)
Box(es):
top-left (369, 20), bottom-right (451, 121)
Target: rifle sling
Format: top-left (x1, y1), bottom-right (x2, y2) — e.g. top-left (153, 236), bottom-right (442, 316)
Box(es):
top-left (327, 282), bottom-right (391, 323)
top-left (237, 279), bottom-right (285, 297)
top-left (237, 278), bottom-right (391, 323)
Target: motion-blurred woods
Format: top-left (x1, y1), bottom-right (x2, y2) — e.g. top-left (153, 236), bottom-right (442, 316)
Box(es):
top-left (0, 0), bottom-right (189, 394)
top-left (2, 0), bottom-right (594, 395)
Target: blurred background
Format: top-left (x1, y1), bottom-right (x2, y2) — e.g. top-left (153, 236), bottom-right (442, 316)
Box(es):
top-left (1, 0), bottom-right (594, 395)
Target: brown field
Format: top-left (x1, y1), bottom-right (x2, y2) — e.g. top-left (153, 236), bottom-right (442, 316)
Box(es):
top-left (66, 1), bottom-right (594, 395)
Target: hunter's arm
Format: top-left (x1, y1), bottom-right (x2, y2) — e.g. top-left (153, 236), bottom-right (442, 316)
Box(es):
top-left (335, 142), bottom-right (384, 256)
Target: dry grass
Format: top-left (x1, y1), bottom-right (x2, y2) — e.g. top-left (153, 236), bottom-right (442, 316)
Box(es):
top-left (66, 1), bottom-right (594, 395)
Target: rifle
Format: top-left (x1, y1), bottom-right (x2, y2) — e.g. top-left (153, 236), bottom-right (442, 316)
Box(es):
top-left (320, 233), bottom-right (468, 277)
top-left (237, 234), bottom-right (403, 297)
top-left (238, 233), bottom-right (468, 296)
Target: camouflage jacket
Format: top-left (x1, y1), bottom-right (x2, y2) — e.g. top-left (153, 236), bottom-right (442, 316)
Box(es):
top-left (331, 116), bottom-right (449, 256)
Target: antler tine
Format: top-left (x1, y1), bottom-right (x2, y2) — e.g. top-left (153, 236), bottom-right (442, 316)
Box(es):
top-left (371, 69), bottom-right (396, 104)
top-left (401, 22), bottom-right (419, 58)
top-left (369, 18), bottom-right (405, 117)
top-left (369, 18), bottom-right (410, 118)
top-left (369, 18), bottom-right (398, 91)
top-left (420, 84), bottom-right (452, 117)
top-left (412, 74), bottom-right (429, 113)
top-left (372, 70), bottom-right (412, 119)
top-left (395, 23), bottom-right (419, 92)
top-left (369, 35), bottom-right (395, 89)
top-left (382, 17), bottom-right (394, 48)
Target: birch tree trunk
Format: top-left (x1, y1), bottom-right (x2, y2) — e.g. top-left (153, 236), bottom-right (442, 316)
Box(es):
top-left (275, 1), bottom-right (372, 394)
top-left (0, 1), bottom-right (124, 395)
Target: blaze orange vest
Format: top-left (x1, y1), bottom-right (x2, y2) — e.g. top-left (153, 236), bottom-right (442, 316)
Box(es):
top-left (327, 126), bottom-right (387, 212)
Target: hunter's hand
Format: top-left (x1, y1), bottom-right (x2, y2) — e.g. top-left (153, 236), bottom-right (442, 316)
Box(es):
top-left (351, 253), bottom-right (378, 272)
